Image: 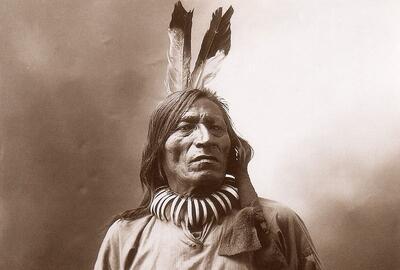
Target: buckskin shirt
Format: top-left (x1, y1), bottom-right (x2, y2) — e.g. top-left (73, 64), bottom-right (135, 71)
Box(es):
top-left (94, 198), bottom-right (322, 270)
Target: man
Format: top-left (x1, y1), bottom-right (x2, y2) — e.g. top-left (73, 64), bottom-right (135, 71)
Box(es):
top-left (94, 90), bottom-right (322, 269)
top-left (95, 2), bottom-right (322, 269)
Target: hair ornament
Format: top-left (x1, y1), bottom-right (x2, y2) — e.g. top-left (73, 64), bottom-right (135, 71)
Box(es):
top-left (166, 1), bottom-right (234, 94)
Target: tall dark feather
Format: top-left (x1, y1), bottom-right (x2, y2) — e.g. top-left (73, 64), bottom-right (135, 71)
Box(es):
top-left (165, 1), bottom-right (193, 93)
top-left (169, 1), bottom-right (193, 49)
top-left (194, 6), bottom-right (234, 68)
top-left (191, 6), bottom-right (234, 89)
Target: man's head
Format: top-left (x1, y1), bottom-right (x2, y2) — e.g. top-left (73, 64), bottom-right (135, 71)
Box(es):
top-left (162, 97), bottom-right (231, 195)
top-left (140, 89), bottom-right (250, 197)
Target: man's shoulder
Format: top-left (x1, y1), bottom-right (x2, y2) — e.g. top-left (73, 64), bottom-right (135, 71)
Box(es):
top-left (257, 197), bottom-right (301, 226)
top-left (257, 198), bottom-right (323, 269)
top-left (117, 214), bottom-right (153, 230)
top-left (105, 214), bottom-right (153, 242)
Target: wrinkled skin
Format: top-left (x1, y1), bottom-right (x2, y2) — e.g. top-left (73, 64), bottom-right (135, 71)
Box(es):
top-left (162, 98), bottom-right (231, 195)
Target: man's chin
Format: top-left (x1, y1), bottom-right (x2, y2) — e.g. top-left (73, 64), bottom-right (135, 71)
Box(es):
top-left (190, 173), bottom-right (225, 195)
top-left (190, 170), bottom-right (225, 186)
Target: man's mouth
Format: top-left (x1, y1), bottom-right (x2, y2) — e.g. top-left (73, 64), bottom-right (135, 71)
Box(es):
top-left (191, 155), bottom-right (218, 163)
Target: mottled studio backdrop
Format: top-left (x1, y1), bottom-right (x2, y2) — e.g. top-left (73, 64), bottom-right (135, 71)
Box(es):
top-left (1, 0), bottom-right (399, 269)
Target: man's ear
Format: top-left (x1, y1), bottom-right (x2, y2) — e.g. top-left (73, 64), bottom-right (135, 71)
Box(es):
top-left (226, 145), bottom-right (239, 176)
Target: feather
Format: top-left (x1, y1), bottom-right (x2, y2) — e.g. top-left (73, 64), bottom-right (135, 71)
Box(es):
top-left (165, 1), bottom-right (193, 93)
top-left (190, 50), bottom-right (226, 89)
top-left (191, 6), bottom-right (234, 89)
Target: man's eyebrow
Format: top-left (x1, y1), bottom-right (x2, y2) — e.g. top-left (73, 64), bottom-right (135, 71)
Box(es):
top-left (179, 114), bottom-right (224, 124)
top-left (179, 115), bottom-right (199, 123)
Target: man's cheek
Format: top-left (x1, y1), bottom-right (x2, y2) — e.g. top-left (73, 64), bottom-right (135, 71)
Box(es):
top-left (166, 139), bottom-right (184, 162)
top-left (221, 138), bottom-right (231, 156)
top-left (171, 148), bottom-right (183, 163)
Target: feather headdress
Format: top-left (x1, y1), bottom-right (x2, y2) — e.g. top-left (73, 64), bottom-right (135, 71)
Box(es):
top-left (165, 1), bottom-right (234, 94)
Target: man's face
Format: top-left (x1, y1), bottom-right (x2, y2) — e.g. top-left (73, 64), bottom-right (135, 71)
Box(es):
top-left (162, 98), bottom-right (231, 195)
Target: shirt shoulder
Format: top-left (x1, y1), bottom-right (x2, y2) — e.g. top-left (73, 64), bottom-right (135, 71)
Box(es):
top-left (94, 215), bottom-right (153, 270)
top-left (257, 197), bottom-right (302, 231)
top-left (257, 197), bottom-right (324, 269)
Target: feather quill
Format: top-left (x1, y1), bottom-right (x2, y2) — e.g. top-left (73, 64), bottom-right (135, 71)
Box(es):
top-left (191, 6), bottom-right (234, 89)
top-left (165, 1), bottom-right (193, 93)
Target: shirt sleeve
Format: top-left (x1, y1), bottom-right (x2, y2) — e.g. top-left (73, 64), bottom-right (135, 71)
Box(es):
top-left (274, 206), bottom-right (323, 270)
top-left (94, 221), bottom-right (121, 270)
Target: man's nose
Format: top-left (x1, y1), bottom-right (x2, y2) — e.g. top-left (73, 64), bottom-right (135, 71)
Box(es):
top-left (194, 124), bottom-right (215, 147)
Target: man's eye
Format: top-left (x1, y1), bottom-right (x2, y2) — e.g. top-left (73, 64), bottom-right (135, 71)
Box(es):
top-left (211, 125), bottom-right (223, 131)
top-left (178, 124), bottom-right (193, 132)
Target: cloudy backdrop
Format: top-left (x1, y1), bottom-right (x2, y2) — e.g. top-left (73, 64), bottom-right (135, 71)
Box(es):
top-left (1, 0), bottom-right (399, 269)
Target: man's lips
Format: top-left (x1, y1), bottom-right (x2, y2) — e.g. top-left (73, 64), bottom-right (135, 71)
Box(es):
top-left (191, 155), bottom-right (219, 163)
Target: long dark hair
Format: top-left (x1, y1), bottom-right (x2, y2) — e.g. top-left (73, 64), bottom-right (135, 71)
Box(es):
top-left (112, 89), bottom-right (252, 223)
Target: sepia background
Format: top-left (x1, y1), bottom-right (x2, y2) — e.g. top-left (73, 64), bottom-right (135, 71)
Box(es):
top-left (1, 0), bottom-right (399, 269)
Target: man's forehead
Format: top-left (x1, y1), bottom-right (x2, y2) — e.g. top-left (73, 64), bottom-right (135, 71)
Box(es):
top-left (180, 99), bottom-right (225, 121)
top-left (180, 113), bottom-right (224, 122)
